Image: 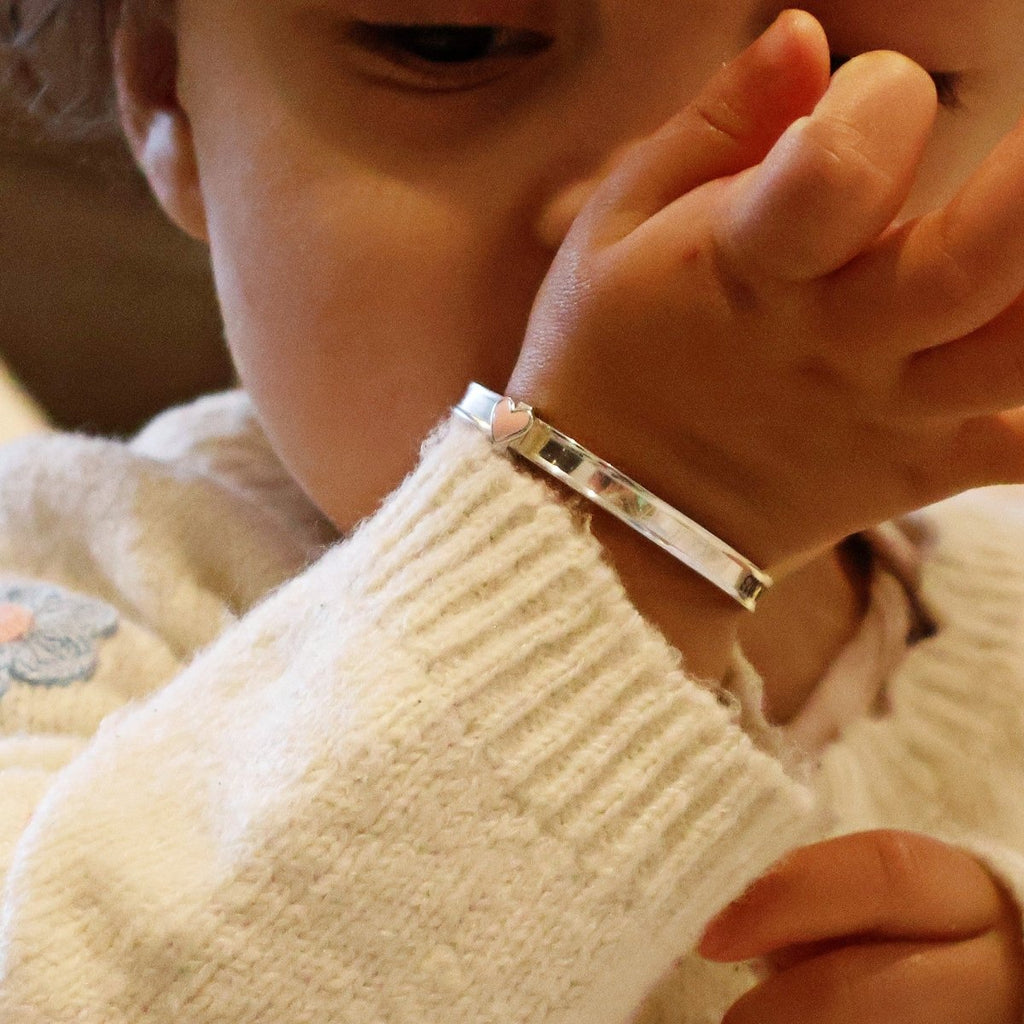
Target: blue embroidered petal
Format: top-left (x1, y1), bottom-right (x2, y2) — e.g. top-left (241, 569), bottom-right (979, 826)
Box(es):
top-left (11, 632), bottom-right (98, 687)
top-left (0, 584), bottom-right (42, 610)
top-left (0, 648), bottom-right (14, 697)
top-left (71, 600), bottom-right (119, 638)
top-left (30, 593), bottom-right (118, 638)
top-left (0, 582), bottom-right (120, 692)
top-left (0, 645), bottom-right (17, 674)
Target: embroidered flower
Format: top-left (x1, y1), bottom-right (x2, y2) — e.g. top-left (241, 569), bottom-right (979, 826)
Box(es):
top-left (0, 582), bottom-right (119, 696)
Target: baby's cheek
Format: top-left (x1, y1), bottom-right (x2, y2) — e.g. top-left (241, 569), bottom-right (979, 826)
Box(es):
top-left (898, 134), bottom-right (979, 221)
top-left (217, 178), bottom-right (544, 530)
top-left (898, 87), bottom-right (1024, 222)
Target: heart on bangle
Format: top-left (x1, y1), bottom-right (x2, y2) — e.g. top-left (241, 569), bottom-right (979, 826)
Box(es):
top-left (490, 397), bottom-right (533, 446)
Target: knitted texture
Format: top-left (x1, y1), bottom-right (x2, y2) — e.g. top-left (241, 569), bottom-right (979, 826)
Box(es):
top-left (815, 489), bottom-right (1024, 848)
top-left (0, 394), bottom-right (1019, 1023)
top-left (632, 487), bottom-right (1024, 1023)
top-left (0, 409), bottom-right (815, 1023)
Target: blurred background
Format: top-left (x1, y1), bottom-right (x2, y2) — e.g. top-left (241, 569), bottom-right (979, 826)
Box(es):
top-left (0, 100), bottom-right (234, 439)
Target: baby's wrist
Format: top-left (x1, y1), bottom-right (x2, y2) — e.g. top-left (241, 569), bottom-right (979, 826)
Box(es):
top-left (456, 382), bottom-right (771, 610)
top-left (480, 421), bottom-right (744, 680)
top-left (584, 506), bottom-right (745, 682)
top-left (489, 376), bottom-right (757, 678)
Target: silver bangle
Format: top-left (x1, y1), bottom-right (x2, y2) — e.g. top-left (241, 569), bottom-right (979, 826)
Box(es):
top-left (454, 382), bottom-right (772, 611)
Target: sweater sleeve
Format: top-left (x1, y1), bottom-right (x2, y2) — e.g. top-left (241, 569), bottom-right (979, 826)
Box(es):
top-left (0, 417), bottom-right (815, 1024)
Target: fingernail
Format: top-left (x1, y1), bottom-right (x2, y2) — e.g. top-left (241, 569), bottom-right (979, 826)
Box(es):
top-left (757, 9), bottom-right (823, 58)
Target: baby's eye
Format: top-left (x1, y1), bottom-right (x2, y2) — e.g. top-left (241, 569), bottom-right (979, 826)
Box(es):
top-left (357, 24), bottom-right (538, 64)
top-left (829, 53), bottom-right (961, 109)
top-left (344, 22), bottom-right (554, 90)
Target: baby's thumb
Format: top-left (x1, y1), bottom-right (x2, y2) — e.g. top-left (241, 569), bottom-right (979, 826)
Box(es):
top-left (582, 9), bottom-right (831, 247)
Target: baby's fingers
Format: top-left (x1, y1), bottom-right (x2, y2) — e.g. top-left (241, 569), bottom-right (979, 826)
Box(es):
top-left (719, 934), bottom-right (1017, 1024)
top-left (715, 51), bottom-right (937, 282)
top-left (699, 831), bottom-right (1003, 961)
top-left (582, 9), bottom-right (829, 247)
top-left (899, 297), bottom-right (1024, 417)
top-left (830, 108), bottom-right (1024, 352)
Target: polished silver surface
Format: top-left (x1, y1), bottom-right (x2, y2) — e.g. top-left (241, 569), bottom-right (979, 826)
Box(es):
top-left (454, 383), bottom-right (772, 611)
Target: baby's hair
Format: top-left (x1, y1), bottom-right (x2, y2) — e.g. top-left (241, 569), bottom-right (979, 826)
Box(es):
top-left (1, 0), bottom-right (123, 136)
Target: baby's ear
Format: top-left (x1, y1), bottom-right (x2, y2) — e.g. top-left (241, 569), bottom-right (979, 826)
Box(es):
top-left (112, 5), bottom-right (207, 242)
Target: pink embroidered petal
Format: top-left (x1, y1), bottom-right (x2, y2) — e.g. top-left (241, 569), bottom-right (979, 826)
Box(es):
top-left (0, 603), bottom-right (34, 644)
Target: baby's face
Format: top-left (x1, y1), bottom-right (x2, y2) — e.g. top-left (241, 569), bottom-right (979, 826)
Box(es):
top-left (170, 0), bottom-right (1024, 530)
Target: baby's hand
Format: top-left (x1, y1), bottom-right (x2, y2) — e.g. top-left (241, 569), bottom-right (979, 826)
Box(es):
top-left (510, 12), bottom-right (1024, 581)
top-left (699, 830), bottom-right (1024, 1023)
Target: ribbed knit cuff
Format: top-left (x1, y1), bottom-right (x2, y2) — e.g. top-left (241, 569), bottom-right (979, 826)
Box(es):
top-left (333, 415), bottom-right (816, 1017)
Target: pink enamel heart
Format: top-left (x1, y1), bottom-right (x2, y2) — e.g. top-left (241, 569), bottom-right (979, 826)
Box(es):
top-left (491, 398), bottom-right (532, 445)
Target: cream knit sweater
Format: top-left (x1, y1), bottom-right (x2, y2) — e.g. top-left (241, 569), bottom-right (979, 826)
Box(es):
top-left (0, 392), bottom-right (1018, 1024)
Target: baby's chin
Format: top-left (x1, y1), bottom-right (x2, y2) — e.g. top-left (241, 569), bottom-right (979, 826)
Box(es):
top-left (286, 442), bottom-right (421, 539)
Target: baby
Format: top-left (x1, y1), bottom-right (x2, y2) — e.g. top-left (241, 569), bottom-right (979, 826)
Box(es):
top-left (1, 0), bottom-right (1023, 1021)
